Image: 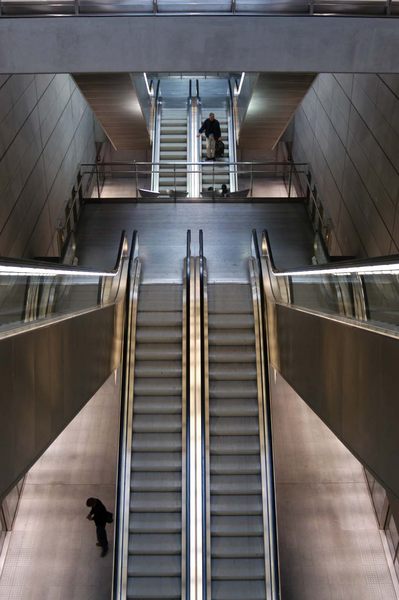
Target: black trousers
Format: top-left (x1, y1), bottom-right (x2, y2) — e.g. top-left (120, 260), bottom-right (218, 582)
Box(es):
top-left (96, 524), bottom-right (108, 549)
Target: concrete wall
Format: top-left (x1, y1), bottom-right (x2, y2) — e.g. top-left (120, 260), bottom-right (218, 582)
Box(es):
top-left (0, 74), bottom-right (99, 258)
top-left (291, 73), bottom-right (399, 257)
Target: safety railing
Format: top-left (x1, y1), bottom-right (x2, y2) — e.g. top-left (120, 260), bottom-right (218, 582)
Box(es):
top-left (261, 229), bottom-right (399, 335)
top-left (0, 230), bottom-right (128, 335)
top-left (79, 160), bottom-right (308, 200)
top-left (0, 0), bottom-right (398, 17)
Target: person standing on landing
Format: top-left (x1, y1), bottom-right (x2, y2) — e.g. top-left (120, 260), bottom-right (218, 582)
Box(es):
top-left (86, 497), bottom-right (110, 557)
top-left (198, 113), bottom-right (221, 161)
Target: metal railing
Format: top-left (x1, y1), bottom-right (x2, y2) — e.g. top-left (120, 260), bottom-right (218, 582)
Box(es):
top-left (0, 0), bottom-right (397, 17)
top-left (79, 160), bottom-right (308, 200)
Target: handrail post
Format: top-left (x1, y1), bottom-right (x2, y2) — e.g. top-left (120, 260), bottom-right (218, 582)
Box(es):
top-left (250, 163), bottom-right (254, 197)
top-left (96, 163), bottom-right (101, 199)
top-left (288, 162), bottom-right (293, 198)
top-left (134, 161), bottom-right (138, 200)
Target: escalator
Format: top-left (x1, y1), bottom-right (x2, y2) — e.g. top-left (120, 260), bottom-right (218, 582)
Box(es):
top-left (128, 283), bottom-right (185, 599)
top-left (206, 283), bottom-right (270, 600)
top-left (158, 108), bottom-right (188, 196)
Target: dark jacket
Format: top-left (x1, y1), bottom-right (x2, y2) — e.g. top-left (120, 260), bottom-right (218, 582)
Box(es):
top-left (89, 499), bottom-right (108, 527)
top-left (199, 118), bottom-right (221, 139)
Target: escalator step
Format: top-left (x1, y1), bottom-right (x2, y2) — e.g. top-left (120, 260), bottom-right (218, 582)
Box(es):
top-left (130, 492), bottom-right (182, 512)
top-left (211, 535), bottom-right (265, 558)
top-left (129, 512), bottom-right (181, 534)
top-left (210, 364), bottom-right (257, 381)
top-left (209, 330), bottom-right (255, 346)
top-left (128, 555), bottom-right (181, 577)
top-left (211, 435), bottom-right (260, 455)
top-left (211, 474), bottom-right (262, 495)
top-left (132, 432), bottom-right (182, 452)
top-left (211, 494), bottom-right (263, 516)
top-left (210, 454), bottom-right (261, 475)
top-left (137, 311), bottom-right (181, 327)
top-left (136, 327), bottom-right (182, 344)
top-left (134, 397), bottom-right (182, 415)
top-left (210, 416), bottom-right (259, 436)
top-left (210, 398), bottom-right (258, 418)
top-left (133, 414), bottom-right (182, 434)
top-left (135, 361), bottom-right (182, 379)
top-left (211, 579), bottom-right (266, 600)
top-left (212, 557), bottom-right (265, 580)
top-left (129, 533), bottom-right (181, 555)
top-left (209, 346), bottom-right (256, 363)
top-left (130, 471), bottom-right (181, 492)
top-left (212, 515), bottom-right (264, 536)
top-left (135, 344), bottom-right (181, 361)
top-left (131, 452), bottom-right (182, 472)
top-left (134, 379), bottom-right (182, 397)
top-left (210, 380), bottom-right (258, 399)
top-left (127, 576), bottom-right (181, 599)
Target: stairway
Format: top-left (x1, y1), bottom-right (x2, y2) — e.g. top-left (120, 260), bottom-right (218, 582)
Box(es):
top-left (201, 107), bottom-right (231, 196)
top-left (128, 283), bottom-right (184, 600)
top-left (207, 283), bottom-right (267, 600)
top-left (159, 107), bottom-right (188, 196)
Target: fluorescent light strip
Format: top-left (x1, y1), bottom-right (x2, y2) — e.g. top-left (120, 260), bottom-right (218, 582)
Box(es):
top-left (0, 265), bottom-right (115, 277)
top-left (274, 264), bottom-right (399, 277)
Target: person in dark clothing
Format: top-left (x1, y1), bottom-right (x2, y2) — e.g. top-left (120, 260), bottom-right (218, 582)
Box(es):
top-left (86, 497), bottom-right (109, 557)
top-left (198, 113), bottom-right (222, 160)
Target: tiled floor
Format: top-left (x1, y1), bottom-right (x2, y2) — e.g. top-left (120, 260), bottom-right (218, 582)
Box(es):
top-left (0, 374), bottom-right (120, 600)
top-left (271, 372), bottom-right (397, 600)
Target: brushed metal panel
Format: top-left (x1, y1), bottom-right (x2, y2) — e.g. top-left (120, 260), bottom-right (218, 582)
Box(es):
top-left (274, 304), bottom-right (399, 499)
top-left (0, 303), bottom-right (121, 501)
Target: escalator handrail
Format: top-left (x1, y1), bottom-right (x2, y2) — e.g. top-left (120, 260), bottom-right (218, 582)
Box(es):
top-left (0, 230), bottom-right (128, 277)
top-left (198, 229), bottom-right (207, 600)
top-left (112, 230), bottom-right (140, 600)
top-left (185, 229), bottom-right (191, 600)
top-left (251, 229), bottom-right (281, 600)
top-left (262, 229), bottom-right (399, 277)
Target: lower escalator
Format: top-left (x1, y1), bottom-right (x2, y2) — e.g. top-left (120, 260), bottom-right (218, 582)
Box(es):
top-left (128, 283), bottom-right (185, 599)
top-left (207, 283), bottom-right (269, 600)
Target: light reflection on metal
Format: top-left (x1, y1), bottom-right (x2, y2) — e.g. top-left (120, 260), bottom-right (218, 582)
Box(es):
top-left (235, 72), bottom-right (245, 96)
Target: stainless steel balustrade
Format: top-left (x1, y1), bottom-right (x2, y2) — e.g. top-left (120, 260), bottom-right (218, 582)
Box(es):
top-left (0, 231), bottom-right (130, 501)
top-left (257, 228), bottom-right (399, 502)
top-left (80, 160), bottom-right (307, 200)
top-left (0, 0), bottom-right (398, 17)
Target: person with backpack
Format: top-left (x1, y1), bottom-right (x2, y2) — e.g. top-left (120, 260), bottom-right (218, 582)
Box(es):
top-left (198, 112), bottom-right (222, 161)
top-left (86, 497), bottom-right (113, 557)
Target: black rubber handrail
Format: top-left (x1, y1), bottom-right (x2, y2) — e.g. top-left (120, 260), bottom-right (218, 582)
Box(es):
top-left (251, 229), bottom-right (281, 600)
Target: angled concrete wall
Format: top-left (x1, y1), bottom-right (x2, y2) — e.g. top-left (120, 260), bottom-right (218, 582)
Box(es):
top-left (291, 74), bottom-right (399, 257)
top-left (0, 74), bottom-right (101, 258)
